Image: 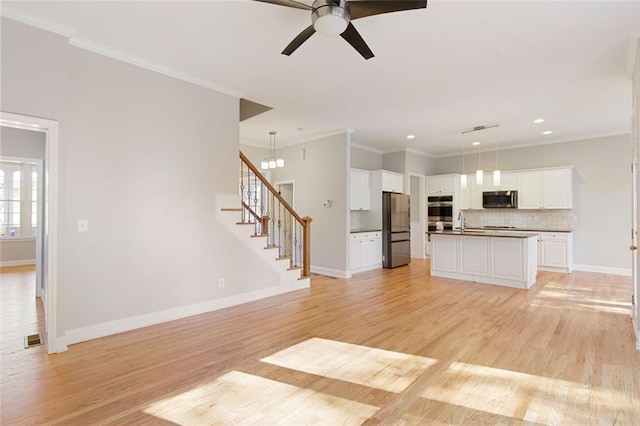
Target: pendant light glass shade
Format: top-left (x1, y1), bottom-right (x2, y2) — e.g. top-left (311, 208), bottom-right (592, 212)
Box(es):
top-left (476, 169), bottom-right (484, 185)
top-left (493, 170), bottom-right (501, 186)
top-left (460, 174), bottom-right (467, 189)
top-left (262, 131), bottom-right (284, 170)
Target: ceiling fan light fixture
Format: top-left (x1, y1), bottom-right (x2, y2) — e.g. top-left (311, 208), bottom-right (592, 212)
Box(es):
top-left (312, 0), bottom-right (349, 35)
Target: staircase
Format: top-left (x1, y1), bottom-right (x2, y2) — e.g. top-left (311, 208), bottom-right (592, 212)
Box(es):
top-left (215, 152), bottom-right (312, 290)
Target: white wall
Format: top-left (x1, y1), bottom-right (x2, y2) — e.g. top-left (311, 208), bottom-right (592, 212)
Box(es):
top-left (271, 133), bottom-right (350, 277)
top-left (435, 134), bottom-right (632, 272)
top-left (0, 127), bottom-right (46, 266)
top-left (2, 18), bottom-right (281, 342)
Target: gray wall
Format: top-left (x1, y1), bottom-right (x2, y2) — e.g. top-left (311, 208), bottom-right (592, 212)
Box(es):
top-left (435, 134), bottom-right (631, 270)
top-left (2, 18), bottom-right (280, 337)
top-left (0, 127), bottom-right (46, 265)
top-left (351, 145), bottom-right (382, 170)
top-left (1, 126), bottom-right (46, 158)
top-left (406, 151), bottom-right (435, 176)
top-left (240, 143), bottom-right (269, 169)
top-left (382, 151), bottom-right (406, 173)
top-left (271, 133), bottom-right (350, 275)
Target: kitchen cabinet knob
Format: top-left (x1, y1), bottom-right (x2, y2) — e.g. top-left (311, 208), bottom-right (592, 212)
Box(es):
top-left (630, 245), bottom-right (637, 251)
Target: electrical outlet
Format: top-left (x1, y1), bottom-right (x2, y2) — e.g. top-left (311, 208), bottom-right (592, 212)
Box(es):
top-left (218, 278), bottom-right (225, 288)
top-left (77, 219), bottom-right (89, 233)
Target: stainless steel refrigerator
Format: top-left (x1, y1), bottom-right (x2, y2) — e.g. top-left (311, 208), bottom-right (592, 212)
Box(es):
top-left (382, 191), bottom-right (411, 268)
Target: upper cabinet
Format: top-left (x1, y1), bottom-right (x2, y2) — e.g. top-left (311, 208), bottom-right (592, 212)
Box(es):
top-left (350, 169), bottom-right (371, 210)
top-left (426, 174), bottom-right (456, 195)
top-left (382, 171), bottom-right (404, 193)
top-left (518, 168), bottom-right (573, 209)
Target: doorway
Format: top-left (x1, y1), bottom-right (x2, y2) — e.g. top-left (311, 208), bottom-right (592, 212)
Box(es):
top-left (274, 181), bottom-right (294, 208)
top-left (0, 112), bottom-right (60, 354)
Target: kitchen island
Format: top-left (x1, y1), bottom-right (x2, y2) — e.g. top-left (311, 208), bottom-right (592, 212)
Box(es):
top-left (429, 230), bottom-right (538, 289)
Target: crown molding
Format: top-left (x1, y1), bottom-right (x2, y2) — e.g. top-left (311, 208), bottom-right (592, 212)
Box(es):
top-left (0, 5), bottom-right (75, 38)
top-left (350, 143), bottom-right (384, 154)
top-left (405, 147), bottom-right (433, 158)
top-left (432, 131), bottom-right (630, 158)
top-left (1, 6), bottom-right (243, 99)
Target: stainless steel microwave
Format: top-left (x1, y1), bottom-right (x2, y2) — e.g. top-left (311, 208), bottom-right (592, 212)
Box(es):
top-left (483, 190), bottom-right (518, 208)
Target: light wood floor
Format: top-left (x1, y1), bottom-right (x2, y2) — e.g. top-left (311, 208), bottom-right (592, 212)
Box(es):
top-left (1, 261), bottom-right (639, 424)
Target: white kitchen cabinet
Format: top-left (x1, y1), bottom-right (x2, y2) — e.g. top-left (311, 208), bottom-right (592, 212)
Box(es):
top-left (484, 172), bottom-right (519, 191)
top-left (460, 236), bottom-right (490, 276)
top-left (518, 168), bottom-right (573, 209)
top-left (382, 172), bottom-right (404, 193)
top-left (426, 174), bottom-right (456, 195)
top-left (518, 171), bottom-right (543, 209)
top-left (542, 169), bottom-right (573, 208)
top-left (457, 174), bottom-right (484, 210)
top-left (537, 231), bottom-right (573, 273)
top-left (350, 169), bottom-right (371, 210)
top-left (349, 232), bottom-right (382, 273)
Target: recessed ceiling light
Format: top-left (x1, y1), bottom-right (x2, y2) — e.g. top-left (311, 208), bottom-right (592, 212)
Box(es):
top-left (534, 118), bottom-right (545, 124)
top-left (543, 130), bottom-right (553, 135)
top-left (406, 134), bottom-right (415, 139)
top-left (472, 141), bottom-right (480, 146)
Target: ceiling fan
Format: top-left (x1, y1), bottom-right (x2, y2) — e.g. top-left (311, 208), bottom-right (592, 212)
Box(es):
top-left (253, 0), bottom-right (428, 60)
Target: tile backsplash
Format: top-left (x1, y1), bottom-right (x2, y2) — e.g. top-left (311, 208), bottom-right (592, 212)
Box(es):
top-left (462, 209), bottom-right (575, 231)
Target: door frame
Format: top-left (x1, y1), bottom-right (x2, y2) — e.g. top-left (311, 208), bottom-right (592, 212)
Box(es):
top-left (408, 173), bottom-right (426, 259)
top-left (0, 156), bottom-right (44, 296)
top-left (273, 180), bottom-right (295, 209)
top-left (0, 111), bottom-right (61, 354)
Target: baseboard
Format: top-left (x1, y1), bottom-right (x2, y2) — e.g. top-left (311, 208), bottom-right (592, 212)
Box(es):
top-left (350, 263), bottom-right (382, 275)
top-left (0, 259), bottom-right (35, 267)
top-left (573, 264), bottom-right (632, 276)
top-left (64, 285), bottom-right (299, 346)
top-left (311, 265), bottom-right (350, 279)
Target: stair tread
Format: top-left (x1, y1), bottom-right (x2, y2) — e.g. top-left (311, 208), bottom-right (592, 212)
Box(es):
top-left (288, 266), bottom-right (303, 271)
top-left (276, 256), bottom-right (291, 261)
top-left (264, 245), bottom-right (280, 250)
top-left (221, 208), bottom-right (242, 212)
top-left (236, 222), bottom-right (256, 225)
top-left (250, 234), bottom-right (268, 238)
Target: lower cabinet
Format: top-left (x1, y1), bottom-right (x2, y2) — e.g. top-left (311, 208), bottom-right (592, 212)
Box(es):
top-left (537, 232), bottom-right (573, 273)
top-left (350, 232), bottom-right (382, 273)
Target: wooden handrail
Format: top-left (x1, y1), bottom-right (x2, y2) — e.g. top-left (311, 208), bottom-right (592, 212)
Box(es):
top-left (240, 151), bottom-right (311, 278)
top-left (241, 201), bottom-right (261, 222)
top-left (240, 151), bottom-right (304, 224)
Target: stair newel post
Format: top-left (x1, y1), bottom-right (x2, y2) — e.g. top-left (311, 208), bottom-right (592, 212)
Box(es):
top-left (239, 160), bottom-right (245, 223)
top-left (302, 216), bottom-right (312, 278)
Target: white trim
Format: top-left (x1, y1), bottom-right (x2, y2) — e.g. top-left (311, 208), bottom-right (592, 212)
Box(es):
top-left (0, 259), bottom-right (35, 267)
top-left (0, 237), bottom-right (36, 243)
top-left (0, 112), bottom-right (60, 354)
top-left (351, 143), bottom-right (384, 154)
top-left (349, 263), bottom-right (382, 275)
top-left (406, 147), bottom-right (433, 157)
top-left (433, 132), bottom-right (630, 159)
top-left (68, 37), bottom-right (243, 99)
top-left (64, 285), bottom-right (305, 346)
top-left (0, 5), bottom-right (75, 38)
top-left (311, 265), bottom-right (350, 279)
top-left (573, 264), bottom-right (632, 276)
top-left (0, 9), bottom-right (243, 99)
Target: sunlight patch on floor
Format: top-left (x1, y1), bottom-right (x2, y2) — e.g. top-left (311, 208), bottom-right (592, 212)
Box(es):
top-left (420, 361), bottom-right (636, 424)
top-left (261, 337), bottom-right (438, 394)
top-left (144, 370), bottom-right (379, 425)
top-left (531, 289), bottom-right (631, 314)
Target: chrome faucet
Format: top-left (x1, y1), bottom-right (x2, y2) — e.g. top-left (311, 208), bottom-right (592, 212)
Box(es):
top-left (458, 210), bottom-right (466, 231)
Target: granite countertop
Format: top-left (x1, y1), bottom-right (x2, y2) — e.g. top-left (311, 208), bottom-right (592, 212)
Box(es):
top-left (428, 229), bottom-right (539, 238)
top-left (350, 229), bottom-right (382, 233)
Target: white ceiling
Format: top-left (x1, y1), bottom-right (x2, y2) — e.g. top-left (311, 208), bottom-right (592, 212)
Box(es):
top-left (3, 1), bottom-right (640, 156)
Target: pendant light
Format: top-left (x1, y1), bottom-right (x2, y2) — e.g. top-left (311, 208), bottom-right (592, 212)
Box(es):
top-left (493, 125), bottom-right (501, 186)
top-left (461, 124), bottom-right (501, 186)
top-left (261, 131), bottom-right (284, 170)
top-left (475, 127), bottom-right (483, 186)
top-left (460, 132), bottom-right (467, 189)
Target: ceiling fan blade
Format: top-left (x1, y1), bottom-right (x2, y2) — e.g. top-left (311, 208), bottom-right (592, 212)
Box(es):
top-left (282, 25), bottom-right (316, 56)
top-left (252, 0), bottom-right (311, 11)
top-left (340, 22), bottom-right (374, 60)
top-left (349, 0), bottom-right (427, 20)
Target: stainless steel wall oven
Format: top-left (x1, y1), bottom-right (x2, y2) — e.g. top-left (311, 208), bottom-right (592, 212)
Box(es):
top-left (427, 195), bottom-right (453, 231)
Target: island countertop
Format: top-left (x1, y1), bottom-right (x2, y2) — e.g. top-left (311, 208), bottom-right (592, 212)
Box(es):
top-left (427, 230), bottom-right (539, 238)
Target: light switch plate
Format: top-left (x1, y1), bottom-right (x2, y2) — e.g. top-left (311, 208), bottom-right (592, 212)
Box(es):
top-left (77, 219), bottom-right (88, 233)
